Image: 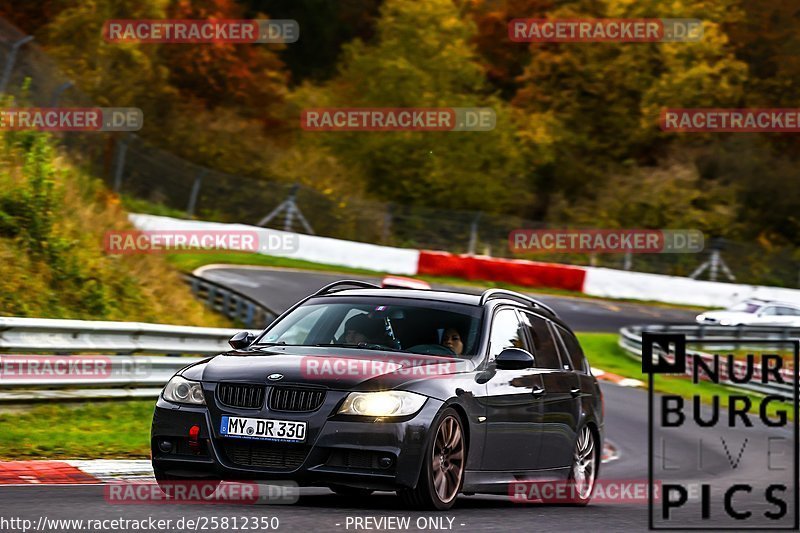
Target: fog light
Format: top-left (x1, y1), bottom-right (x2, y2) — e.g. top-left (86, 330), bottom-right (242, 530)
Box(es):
top-left (379, 456), bottom-right (393, 469)
top-left (188, 425), bottom-right (201, 454)
top-left (158, 439), bottom-right (173, 453)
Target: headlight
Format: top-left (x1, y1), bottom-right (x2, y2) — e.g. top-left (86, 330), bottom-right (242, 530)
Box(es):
top-left (163, 376), bottom-right (206, 405)
top-left (337, 391), bottom-right (426, 417)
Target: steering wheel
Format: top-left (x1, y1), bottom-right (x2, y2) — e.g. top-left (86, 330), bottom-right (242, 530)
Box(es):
top-left (407, 344), bottom-right (457, 356)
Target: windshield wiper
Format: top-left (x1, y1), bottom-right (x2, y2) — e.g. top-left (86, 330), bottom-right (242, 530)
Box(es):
top-left (315, 343), bottom-right (403, 352)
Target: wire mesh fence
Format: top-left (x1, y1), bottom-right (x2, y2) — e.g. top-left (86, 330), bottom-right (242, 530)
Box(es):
top-left (1, 18), bottom-right (798, 289)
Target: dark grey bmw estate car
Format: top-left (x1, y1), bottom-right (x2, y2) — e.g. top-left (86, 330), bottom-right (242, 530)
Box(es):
top-left (151, 281), bottom-right (603, 509)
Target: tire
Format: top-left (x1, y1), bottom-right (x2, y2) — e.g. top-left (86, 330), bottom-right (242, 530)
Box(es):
top-left (398, 407), bottom-right (466, 510)
top-left (330, 485), bottom-right (374, 498)
top-left (153, 466), bottom-right (221, 500)
top-left (564, 425), bottom-right (598, 506)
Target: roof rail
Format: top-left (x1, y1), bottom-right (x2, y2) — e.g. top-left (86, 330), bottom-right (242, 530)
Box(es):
top-left (313, 280), bottom-right (382, 297)
top-left (479, 288), bottom-right (558, 317)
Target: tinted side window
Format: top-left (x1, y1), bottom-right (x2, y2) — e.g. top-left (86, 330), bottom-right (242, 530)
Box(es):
top-left (777, 306), bottom-right (800, 316)
top-left (556, 326), bottom-right (587, 373)
top-left (521, 312), bottom-right (562, 369)
top-left (488, 309), bottom-right (526, 360)
top-left (761, 306), bottom-right (778, 315)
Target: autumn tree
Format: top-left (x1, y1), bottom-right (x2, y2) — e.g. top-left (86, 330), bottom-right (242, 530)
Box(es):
top-left (291, 0), bottom-right (540, 215)
top-left (160, 0), bottom-right (289, 126)
top-left (512, 0), bottom-right (748, 216)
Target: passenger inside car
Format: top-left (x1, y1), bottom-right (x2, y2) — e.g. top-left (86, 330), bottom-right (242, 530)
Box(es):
top-left (440, 326), bottom-right (464, 356)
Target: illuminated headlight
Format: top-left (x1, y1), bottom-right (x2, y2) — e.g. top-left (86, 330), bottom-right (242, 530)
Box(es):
top-left (163, 376), bottom-right (206, 405)
top-left (337, 391), bottom-right (427, 417)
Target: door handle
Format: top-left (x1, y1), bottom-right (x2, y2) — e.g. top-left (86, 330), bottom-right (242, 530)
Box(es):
top-left (532, 386), bottom-right (545, 397)
top-left (570, 387), bottom-right (581, 397)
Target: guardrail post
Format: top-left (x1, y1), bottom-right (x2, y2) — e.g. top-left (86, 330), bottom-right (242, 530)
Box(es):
top-left (207, 286), bottom-right (217, 308)
top-left (244, 303), bottom-right (254, 328)
top-left (235, 298), bottom-right (243, 322)
top-left (222, 291), bottom-right (231, 318)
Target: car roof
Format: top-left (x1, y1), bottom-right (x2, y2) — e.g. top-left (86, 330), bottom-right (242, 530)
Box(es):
top-left (313, 288), bottom-right (573, 331)
top-left (314, 287), bottom-right (482, 306)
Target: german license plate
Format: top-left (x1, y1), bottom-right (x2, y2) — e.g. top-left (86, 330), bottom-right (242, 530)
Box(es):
top-left (220, 415), bottom-right (306, 442)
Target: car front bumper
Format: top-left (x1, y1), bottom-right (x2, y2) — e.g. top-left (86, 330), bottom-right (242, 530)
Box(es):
top-left (151, 390), bottom-right (444, 491)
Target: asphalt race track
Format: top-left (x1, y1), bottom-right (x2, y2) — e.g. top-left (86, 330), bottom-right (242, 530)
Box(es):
top-left (0, 267), bottom-right (792, 532)
top-left (195, 265), bottom-right (700, 332)
top-left (1, 384), bottom-right (792, 532)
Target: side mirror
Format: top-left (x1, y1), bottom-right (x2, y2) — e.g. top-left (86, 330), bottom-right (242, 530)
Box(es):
top-left (229, 331), bottom-right (255, 350)
top-left (495, 348), bottom-right (535, 370)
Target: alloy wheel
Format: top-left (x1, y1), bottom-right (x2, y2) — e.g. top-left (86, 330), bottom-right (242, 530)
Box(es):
top-left (431, 415), bottom-right (465, 504)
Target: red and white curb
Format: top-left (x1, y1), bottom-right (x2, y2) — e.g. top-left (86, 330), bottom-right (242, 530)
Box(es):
top-left (0, 444), bottom-right (620, 485)
top-left (0, 460), bottom-right (152, 485)
top-left (592, 367), bottom-right (645, 389)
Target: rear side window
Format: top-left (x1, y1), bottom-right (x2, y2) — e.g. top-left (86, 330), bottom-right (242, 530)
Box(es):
top-left (521, 312), bottom-right (562, 369)
top-left (555, 326), bottom-right (587, 373)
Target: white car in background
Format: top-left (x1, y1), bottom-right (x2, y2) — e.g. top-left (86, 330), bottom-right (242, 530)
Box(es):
top-left (696, 299), bottom-right (800, 327)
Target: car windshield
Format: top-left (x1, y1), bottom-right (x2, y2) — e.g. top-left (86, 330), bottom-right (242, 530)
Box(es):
top-left (729, 302), bottom-right (762, 313)
top-left (256, 296), bottom-right (483, 357)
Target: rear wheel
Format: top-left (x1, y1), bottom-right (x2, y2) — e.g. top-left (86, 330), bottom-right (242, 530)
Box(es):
top-left (398, 407), bottom-right (465, 510)
top-left (565, 426), bottom-right (597, 506)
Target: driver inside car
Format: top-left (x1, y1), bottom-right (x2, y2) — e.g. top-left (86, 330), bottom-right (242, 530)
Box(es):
top-left (440, 326), bottom-right (464, 356)
top-left (341, 313), bottom-right (386, 345)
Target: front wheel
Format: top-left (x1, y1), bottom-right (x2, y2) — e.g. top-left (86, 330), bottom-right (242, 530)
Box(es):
top-left (398, 407), bottom-right (465, 510)
top-left (565, 425), bottom-right (598, 506)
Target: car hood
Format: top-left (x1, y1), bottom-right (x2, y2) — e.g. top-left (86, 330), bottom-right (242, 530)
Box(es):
top-left (180, 345), bottom-right (474, 391)
top-left (699, 311), bottom-right (755, 321)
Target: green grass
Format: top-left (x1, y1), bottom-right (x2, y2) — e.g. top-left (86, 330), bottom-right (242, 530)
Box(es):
top-left (0, 401), bottom-right (153, 459)
top-left (578, 332), bottom-right (792, 421)
top-left (166, 252), bottom-right (707, 310)
top-left (120, 195), bottom-right (192, 220)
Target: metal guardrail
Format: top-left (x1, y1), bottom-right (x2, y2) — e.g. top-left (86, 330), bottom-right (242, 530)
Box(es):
top-left (184, 274), bottom-right (277, 329)
top-left (0, 317), bottom-right (261, 402)
top-left (0, 316), bottom-right (255, 355)
top-left (619, 324), bottom-right (799, 397)
top-left (0, 355), bottom-right (201, 388)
